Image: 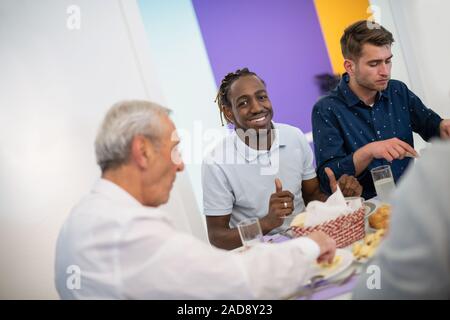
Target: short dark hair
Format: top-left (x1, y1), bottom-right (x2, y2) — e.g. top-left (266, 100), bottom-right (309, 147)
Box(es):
top-left (215, 68), bottom-right (265, 125)
top-left (340, 20), bottom-right (394, 60)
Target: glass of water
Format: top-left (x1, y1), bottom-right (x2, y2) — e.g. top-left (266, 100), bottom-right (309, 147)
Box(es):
top-left (237, 218), bottom-right (264, 248)
top-left (371, 165), bottom-right (396, 203)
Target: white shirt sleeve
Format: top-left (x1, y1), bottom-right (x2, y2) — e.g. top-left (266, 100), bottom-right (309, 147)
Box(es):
top-left (119, 214), bottom-right (320, 299)
top-left (293, 237), bottom-right (320, 260)
top-left (296, 128), bottom-right (317, 180)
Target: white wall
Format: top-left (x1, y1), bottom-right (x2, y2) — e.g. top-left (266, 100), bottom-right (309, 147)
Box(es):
top-left (389, 0), bottom-right (450, 120)
top-left (372, 0), bottom-right (450, 152)
top-left (0, 0), bottom-right (207, 299)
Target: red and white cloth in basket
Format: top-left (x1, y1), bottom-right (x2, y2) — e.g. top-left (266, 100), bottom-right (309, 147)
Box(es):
top-left (291, 206), bottom-right (365, 248)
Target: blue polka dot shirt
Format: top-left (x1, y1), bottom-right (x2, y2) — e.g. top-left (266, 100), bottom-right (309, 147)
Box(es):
top-left (312, 73), bottom-right (442, 199)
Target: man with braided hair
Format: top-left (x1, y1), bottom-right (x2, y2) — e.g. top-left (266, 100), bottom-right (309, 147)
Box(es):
top-left (202, 68), bottom-right (363, 250)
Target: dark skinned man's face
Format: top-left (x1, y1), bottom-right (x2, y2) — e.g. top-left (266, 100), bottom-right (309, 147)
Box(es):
top-left (223, 75), bottom-right (273, 133)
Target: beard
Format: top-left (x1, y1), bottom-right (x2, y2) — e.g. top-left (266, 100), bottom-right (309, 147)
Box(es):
top-left (355, 74), bottom-right (389, 92)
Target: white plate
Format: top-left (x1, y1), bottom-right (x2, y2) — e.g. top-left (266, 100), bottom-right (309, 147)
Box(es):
top-left (303, 249), bottom-right (353, 284)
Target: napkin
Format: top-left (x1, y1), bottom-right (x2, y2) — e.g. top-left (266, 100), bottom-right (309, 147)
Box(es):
top-left (303, 187), bottom-right (361, 227)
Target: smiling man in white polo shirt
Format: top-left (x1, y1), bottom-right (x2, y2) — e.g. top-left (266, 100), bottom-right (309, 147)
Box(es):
top-left (202, 68), bottom-right (363, 250)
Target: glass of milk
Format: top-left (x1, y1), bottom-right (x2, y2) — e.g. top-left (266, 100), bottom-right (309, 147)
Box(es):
top-left (371, 165), bottom-right (396, 203)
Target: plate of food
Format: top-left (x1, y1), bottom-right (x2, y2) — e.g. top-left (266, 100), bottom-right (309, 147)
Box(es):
top-left (352, 229), bottom-right (386, 263)
top-left (304, 248), bottom-right (353, 282)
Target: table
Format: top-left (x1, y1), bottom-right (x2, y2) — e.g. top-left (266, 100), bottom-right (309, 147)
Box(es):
top-left (264, 234), bottom-right (358, 300)
top-left (264, 198), bottom-right (383, 300)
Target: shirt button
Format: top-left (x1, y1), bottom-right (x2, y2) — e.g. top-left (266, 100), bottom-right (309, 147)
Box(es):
top-left (377, 131), bottom-right (380, 135)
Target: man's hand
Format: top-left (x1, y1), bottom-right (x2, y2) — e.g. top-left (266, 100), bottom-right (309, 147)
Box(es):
top-left (261, 178), bottom-right (294, 231)
top-left (325, 167), bottom-right (362, 197)
top-left (368, 137), bottom-right (418, 162)
top-left (307, 231), bottom-right (336, 264)
top-left (440, 119), bottom-right (450, 139)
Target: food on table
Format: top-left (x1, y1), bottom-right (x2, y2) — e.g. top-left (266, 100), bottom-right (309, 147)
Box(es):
top-left (369, 204), bottom-right (391, 229)
top-left (290, 212), bottom-right (306, 227)
top-left (318, 255), bottom-right (342, 269)
top-left (352, 229), bottom-right (386, 261)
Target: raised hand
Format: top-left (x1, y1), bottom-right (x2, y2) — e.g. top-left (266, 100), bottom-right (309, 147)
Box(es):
top-left (262, 178), bottom-right (295, 230)
top-left (325, 167), bottom-right (338, 193)
top-left (325, 167), bottom-right (362, 197)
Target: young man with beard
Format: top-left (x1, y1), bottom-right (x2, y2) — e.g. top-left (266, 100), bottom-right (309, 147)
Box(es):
top-left (312, 20), bottom-right (450, 200)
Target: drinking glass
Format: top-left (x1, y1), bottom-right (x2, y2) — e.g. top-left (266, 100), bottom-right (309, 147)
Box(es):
top-left (237, 218), bottom-right (264, 248)
top-left (371, 165), bottom-right (396, 203)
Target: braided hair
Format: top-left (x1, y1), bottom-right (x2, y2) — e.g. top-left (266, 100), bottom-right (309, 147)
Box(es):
top-left (214, 68), bottom-right (265, 126)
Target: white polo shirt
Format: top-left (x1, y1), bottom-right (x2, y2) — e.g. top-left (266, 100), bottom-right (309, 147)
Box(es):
top-left (202, 123), bottom-right (316, 234)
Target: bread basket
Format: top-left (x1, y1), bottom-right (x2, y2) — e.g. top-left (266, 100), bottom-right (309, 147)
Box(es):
top-left (290, 207), bottom-right (366, 248)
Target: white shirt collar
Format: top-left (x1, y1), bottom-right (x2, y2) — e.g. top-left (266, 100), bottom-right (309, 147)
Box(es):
top-left (233, 122), bottom-right (286, 162)
top-left (92, 178), bottom-right (143, 207)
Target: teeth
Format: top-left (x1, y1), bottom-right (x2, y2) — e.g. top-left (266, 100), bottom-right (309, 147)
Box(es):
top-left (252, 116), bottom-right (266, 123)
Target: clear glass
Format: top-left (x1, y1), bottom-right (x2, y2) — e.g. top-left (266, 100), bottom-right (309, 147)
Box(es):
top-left (237, 218), bottom-right (264, 248)
top-left (370, 165), bottom-right (396, 203)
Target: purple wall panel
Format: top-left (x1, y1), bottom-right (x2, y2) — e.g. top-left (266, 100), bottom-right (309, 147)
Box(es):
top-left (192, 0), bottom-right (333, 133)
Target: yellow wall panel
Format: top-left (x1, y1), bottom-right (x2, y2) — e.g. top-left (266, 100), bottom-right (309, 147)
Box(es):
top-left (314, 0), bottom-right (371, 75)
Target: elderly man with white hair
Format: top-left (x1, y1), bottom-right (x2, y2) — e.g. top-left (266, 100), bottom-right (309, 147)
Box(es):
top-left (55, 100), bottom-right (336, 299)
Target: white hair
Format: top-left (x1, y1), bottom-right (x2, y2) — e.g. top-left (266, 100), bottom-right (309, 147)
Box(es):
top-left (95, 100), bottom-right (171, 172)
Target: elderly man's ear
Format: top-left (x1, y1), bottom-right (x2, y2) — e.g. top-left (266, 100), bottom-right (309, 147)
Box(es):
top-left (131, 135), bottom-right (155, 169)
